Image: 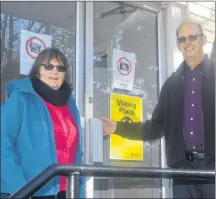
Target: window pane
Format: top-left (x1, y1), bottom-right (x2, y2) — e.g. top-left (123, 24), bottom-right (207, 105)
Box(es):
top-left (1, 2), bottom-right (76, 102)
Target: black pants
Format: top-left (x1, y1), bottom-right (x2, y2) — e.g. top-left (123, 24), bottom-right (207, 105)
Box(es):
top-left (173, 160), bottom-right (215, 199)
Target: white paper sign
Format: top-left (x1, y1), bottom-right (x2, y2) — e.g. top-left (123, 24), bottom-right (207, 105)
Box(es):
top-left (20, 30), bottom-right (52, 75)
top-left (112, 49), bottom-right (136, 91)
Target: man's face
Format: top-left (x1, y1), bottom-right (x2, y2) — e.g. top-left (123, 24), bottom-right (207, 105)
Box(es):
top-left (177, 23), bottom-right (205, 58)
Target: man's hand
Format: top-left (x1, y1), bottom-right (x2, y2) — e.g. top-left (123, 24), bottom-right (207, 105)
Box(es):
top-left (100, 117), bottom-right (117, 136)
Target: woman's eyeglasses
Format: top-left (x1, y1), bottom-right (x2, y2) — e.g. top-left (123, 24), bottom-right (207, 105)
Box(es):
top-left (177, 34), bottom-right (203, 44)
top-left (41, 63), bottom-right (67, 72)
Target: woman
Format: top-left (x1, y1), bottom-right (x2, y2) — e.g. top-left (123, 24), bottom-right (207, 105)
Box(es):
top-left (1, 48), bottom-right (85, 199)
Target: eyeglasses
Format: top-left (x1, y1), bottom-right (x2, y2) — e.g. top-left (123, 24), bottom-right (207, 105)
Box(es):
top-left (177, 34), bottom-right (203, 44)
top-left (41, 63), bottom-right (67, 72)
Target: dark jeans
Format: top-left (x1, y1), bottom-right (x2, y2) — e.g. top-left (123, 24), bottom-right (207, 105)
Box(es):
top-left (173, 160), bottom-right (215, 199)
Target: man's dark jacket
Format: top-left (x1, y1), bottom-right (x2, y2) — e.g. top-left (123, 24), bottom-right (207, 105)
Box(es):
top-left (116, 56), bottom-right (215, 167)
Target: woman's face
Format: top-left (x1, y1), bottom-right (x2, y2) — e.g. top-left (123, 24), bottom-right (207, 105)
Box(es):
top-left (39, 58), bottom-right (66, 90)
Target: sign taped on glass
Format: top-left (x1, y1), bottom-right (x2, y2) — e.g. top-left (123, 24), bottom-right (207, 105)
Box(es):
top-left (110, 93), bottom-right (143, 161)
top-left (112, 49), bottom-right (136, 91)
top-left (20, 30), bottom-right (51, 75)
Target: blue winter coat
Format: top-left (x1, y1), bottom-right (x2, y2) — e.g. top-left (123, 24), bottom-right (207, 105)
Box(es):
top-left (1, 77), bottom-right (85, 197)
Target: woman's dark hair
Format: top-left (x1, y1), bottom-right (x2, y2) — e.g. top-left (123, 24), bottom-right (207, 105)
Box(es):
top-left (29, 47), bottom-right (70, 82)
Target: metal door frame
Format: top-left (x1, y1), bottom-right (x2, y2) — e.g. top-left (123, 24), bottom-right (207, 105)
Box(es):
top-left (75, 1), bottom-right (169, 198)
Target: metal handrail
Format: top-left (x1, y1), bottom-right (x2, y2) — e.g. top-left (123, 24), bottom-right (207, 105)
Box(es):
top-left (9, 164), bottom-right (215, 199)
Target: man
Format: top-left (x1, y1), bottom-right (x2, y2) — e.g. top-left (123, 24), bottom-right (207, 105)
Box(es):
top-left (101, 21), bottom-right (215, 199)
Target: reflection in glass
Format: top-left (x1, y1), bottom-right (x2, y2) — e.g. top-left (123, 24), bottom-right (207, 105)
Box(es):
top-left (1, 2), bottom-right (76, 102)
top-left (93, 2), bottom-right (161, 198)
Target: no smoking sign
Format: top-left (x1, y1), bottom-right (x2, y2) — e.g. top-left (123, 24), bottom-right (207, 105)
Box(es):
top-left (112, 49), bottom-right (136, 91)
top-left (117, 57), bottom-right (132, 76)
top-left (25, 36), bottom-right (46, 59)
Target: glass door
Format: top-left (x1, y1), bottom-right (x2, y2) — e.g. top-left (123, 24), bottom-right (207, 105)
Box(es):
top-left (83, 1), bottom-right (167, 198)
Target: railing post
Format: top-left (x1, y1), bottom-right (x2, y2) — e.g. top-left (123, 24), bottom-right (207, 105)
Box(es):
top-left (66, 172), bottom-right (80, 199)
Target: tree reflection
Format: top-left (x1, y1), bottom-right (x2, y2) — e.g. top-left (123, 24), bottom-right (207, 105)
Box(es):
top-left (1, 13), bottom-right (76, 102)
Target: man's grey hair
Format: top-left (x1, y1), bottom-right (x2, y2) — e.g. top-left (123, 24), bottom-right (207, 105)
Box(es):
top-left (176, 21), bottom-right (204, 37)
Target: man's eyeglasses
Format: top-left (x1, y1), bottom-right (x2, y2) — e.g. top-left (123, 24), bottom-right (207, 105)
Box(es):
top-left (41, 63), bottom-right (67, 72)
top-left (177, 34), bottom-right (203, 44)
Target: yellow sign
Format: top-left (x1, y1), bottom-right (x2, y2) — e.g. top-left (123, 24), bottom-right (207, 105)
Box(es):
top-left (110, 93), bottom-right (143, 161)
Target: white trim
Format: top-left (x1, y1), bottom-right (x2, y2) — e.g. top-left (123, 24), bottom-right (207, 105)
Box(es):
top-left (75, 1), bottom-right (85, 116)
top-left (157, 8), bottom-right (171, 199)
top-left (165, 3), bottom-right (186, 75)
top-left (84, 2), bottom-right (95, 198)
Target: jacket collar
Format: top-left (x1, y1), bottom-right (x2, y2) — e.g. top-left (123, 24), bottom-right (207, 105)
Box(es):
top-left (5, 77), bottom-right (75, 105)
top-left (174, 54), bottom-right (212, 78)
